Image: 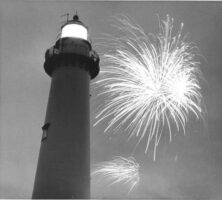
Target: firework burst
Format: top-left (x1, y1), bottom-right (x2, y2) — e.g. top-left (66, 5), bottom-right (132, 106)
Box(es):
top-left (94, 15), bottom-right (203, 160)
top-left (91, 156), bottom-right (140, 193)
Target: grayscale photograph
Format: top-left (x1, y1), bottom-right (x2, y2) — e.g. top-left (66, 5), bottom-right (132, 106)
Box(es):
top-left (0, 1), bottom-right (222, 199)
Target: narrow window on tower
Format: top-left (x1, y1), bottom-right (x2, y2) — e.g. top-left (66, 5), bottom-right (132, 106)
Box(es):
top-left (41, 123), bottom-right (50, 141)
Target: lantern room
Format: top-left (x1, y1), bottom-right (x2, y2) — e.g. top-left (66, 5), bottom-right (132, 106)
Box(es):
top-left (61, 14), bottom-right (88, 41)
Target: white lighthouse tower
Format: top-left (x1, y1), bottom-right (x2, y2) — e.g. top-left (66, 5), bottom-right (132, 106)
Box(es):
top-left (32, 14), bottom-right (99, 199)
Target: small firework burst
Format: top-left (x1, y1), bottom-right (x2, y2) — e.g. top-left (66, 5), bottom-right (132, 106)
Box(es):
top-left (92, 156), bottom-right (140, 193)
top-left (94, 15), bottom-right (203, 160)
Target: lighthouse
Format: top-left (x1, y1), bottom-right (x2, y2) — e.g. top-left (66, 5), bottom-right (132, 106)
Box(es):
top-left (32, 14), bottom-right (99, 199)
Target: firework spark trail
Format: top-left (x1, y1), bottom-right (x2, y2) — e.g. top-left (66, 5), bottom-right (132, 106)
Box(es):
top-left (91, 156), bottom-right (140, 193)
top-left (94, 15), bottom-right (203, 160)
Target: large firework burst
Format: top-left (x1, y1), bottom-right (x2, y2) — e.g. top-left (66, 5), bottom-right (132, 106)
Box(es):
top-left (91, 156), bottom-right (140, 193)
top-left (94, 15), bottom-right (203, 160)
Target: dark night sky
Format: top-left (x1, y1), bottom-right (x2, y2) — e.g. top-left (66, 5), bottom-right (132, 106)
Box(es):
top-left (1, 1), bottom-right (222, 199)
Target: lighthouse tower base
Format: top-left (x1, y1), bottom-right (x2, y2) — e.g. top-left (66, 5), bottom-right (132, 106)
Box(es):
top-left (32, 65), bottom-right (90, 199)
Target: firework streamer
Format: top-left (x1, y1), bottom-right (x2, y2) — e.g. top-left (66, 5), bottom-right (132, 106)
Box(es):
top-left (91, 156), bottom-right (140, 193)
top-left (94, 15), bottom-right (203, 160)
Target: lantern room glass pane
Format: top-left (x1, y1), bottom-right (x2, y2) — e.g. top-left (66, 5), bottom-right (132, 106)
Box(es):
top-left (61, 24), bottom-right (88, 40)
